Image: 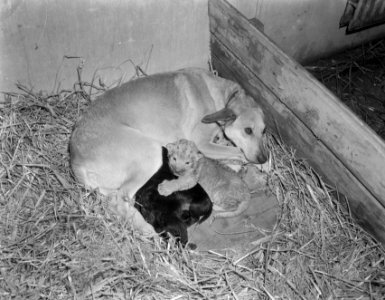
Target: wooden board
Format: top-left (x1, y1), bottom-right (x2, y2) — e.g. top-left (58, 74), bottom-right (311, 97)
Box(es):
top-left (209, 0), bottom-right (385, 244)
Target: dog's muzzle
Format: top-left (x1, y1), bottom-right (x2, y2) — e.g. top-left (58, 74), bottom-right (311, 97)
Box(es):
top-left (256, 151), bottom-right (269, 164)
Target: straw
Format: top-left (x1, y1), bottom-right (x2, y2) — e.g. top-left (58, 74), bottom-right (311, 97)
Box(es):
top-left (1, 65), bottom-right (384, 299)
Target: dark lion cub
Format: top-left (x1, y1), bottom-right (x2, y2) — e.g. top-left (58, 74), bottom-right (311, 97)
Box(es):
top-left (134, 147), bottom-right (212, 247)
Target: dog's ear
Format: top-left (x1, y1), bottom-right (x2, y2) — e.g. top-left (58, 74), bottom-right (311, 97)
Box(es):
top-left (227, 90), bottom-right (239, 103)
top-left (201, 108), bottom-right (236, 124)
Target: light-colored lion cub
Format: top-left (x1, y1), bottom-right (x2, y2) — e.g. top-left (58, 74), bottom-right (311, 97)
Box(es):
top-left (158, 139), bottom-right (250, 220)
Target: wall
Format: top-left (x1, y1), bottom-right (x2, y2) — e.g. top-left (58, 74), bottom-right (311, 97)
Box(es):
top-left (229, 0), bottom-right (385, 64)
top-left (0, 0), bottom-right (209, 93)
top-left (2, 0), bottom-right (385, 93)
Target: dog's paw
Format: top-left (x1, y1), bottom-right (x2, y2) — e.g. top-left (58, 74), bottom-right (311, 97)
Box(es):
top-left (140, 222), bottom-right (158, 237)
top-left (158, 181), bottom-right (173, 196)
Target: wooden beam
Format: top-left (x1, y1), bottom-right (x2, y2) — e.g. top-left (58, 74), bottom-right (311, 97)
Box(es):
top-left (209, 0), bottom-right (385, 244)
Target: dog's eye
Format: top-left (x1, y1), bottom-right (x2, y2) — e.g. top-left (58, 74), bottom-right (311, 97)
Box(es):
top-left (262, 127), bottom-right (267, 134)
top-left (185, 161), bottom-right (190, 165)
top-left (244, 127), bottom-right (253, 135)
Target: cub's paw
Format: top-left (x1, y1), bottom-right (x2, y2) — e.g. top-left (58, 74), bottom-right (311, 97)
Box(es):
top-left (157, 181), bottom-right (174, 196)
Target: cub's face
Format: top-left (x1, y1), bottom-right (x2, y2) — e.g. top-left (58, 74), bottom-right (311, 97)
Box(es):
top-left (166, 139), bottom-right (202, 176)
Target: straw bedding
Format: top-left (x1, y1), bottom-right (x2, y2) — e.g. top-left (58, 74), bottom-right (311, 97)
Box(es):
top-left (307, 39), bottom-right (385, 140)
top-left (1, 66), bottom-right (384, 299)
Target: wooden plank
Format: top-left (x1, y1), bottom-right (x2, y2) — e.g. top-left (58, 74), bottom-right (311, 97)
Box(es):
top-left (209, 0), bottom-right (385, 244)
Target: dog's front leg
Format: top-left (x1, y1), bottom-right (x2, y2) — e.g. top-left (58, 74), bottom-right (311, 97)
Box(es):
top-left (198, 142), bottom-right (246, 162)
top-left (192, 126), bottom-right (246, 162)
top-left (109, 191), bottom-right (157, 236)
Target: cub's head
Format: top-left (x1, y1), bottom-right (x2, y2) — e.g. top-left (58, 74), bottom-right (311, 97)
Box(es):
top-left (166, 139), bottom-right (203, 176)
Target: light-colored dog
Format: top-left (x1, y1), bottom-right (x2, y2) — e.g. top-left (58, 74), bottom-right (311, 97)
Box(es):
top-left (70, 68), bottom-right (268, 234)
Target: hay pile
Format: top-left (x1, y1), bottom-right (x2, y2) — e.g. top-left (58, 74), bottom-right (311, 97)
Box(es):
top-left (1, 76), bottom-right (384, 299)
top-left (307, 38), bottom-right (385, 140)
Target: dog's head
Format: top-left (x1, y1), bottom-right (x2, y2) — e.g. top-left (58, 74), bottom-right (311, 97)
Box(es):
top-left (202, 92), bottom-right (268, 164)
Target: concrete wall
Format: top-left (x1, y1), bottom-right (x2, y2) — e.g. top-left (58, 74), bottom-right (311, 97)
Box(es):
top-left (0, 0), bottom-right (209, 92)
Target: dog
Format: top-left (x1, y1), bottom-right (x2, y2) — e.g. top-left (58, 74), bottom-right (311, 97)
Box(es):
top-left (134, 147), bottom-right (212, 247)
top-left (70, 68), bottom-right (268, 234)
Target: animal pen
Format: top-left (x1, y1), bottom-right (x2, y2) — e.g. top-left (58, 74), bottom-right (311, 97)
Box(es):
top-left (1, 0), bottom-right (385, 299)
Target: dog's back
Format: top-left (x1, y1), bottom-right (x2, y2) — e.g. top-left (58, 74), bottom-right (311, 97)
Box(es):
top-left (69, 69), bottom-right (222, 197)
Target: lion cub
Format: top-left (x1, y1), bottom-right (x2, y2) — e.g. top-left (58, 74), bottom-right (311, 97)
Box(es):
top-left (158, 139), bottom-right (250, 220)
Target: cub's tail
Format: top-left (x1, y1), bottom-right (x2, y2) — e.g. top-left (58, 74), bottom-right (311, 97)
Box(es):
top-left (213, 192), bottom-right (251, 219)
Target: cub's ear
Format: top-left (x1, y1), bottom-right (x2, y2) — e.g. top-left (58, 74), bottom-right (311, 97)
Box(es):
top-left (166, 143), bottom-right (175, 153)
top-left (196, 151), bottom-right (204, 160)
top-left (179, 138), bottom-right (189, 143)
top-left (187, 139), bottom-right (198, 149)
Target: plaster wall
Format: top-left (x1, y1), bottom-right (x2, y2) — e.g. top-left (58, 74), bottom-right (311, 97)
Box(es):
top-left (229, 0), bottom-right (385, 64)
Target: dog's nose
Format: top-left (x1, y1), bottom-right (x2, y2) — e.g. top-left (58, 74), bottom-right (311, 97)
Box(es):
top-left (257, 151), bottom-right (268, 164)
